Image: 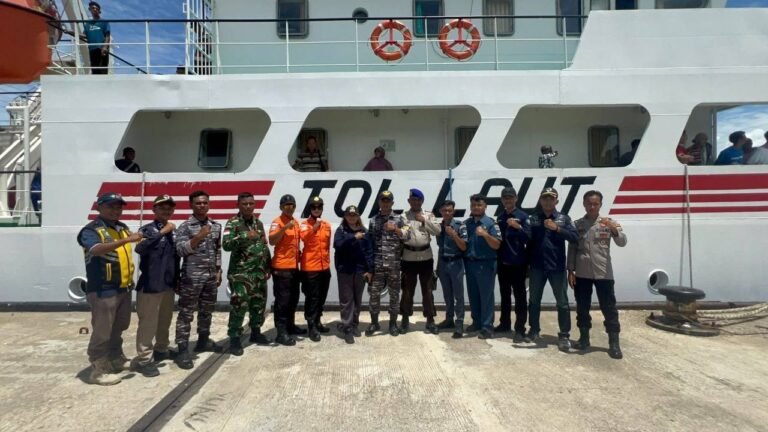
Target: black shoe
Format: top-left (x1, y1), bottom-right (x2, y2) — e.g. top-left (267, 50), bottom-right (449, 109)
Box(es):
top-left (131, 361), bottom-right (160, 377)
top-left (193, 335), bottom-right (217, 353)
top-left (287, 325), bottom-right (307, 336)
top-left (452, 322), bottom-right (464, 339)
top-left (494, 323), bottom-right (512, 333)
top-left (608, 332), bottom-right (623, 359)
top-left (436, 319), bottom-right (455, 329)
top-left (399, 316), bottom-right (409, 334)
top-left (365, 322), bottom-right (380, 337)
top-left (316, 322), bottom-right (331, 333)
top-left (389, 315), bottom-right (399, 337)
top-left (527, 331), bottom-right (543, 344)
top-left (353, 327), bottom-right (362, 337)
top-left (512, 332), bottom-right (529, 343)
top-left (465, 323), bottom-right (480, 333)
top-left (174, 345), bottom-right (194, 370)
top-left (478, 329), bottom-right (493, 339)
top-left (344, 331), bottom-right (355, 344)
top-left (229, 337), bottom-right (244, 356)
top-left (249, 328), bottom-right (272, 345)
top-left (308, 327), bottom-right (321, 342)
top-left (153, 350), bottom-right (169, 362)
top-left (558, 335), bottom-right (571, 352)
top-left (575, 327), bottom-right (591, 351)
top-left (275, 333), bottom-right (296, 346)
top-left (426, 319), bottom-right (439, 335)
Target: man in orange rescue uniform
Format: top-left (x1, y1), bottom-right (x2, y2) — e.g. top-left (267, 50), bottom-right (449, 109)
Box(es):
top-left (269, 194), bottom-right (305, 346)
top-left (299, 196), bottom-right (333, 342)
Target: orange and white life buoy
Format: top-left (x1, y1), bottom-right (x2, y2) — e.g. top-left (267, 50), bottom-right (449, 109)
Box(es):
top-left (438, 19), bottom-right (481, 61)
top-left (370, 20), bottom-right (413, 62)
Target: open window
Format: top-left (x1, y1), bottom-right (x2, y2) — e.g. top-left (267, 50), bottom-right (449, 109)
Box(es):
top-left (199, 129), bottom-right (232, 169)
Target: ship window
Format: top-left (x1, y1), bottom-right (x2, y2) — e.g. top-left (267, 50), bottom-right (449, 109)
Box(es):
top-left (413, 0), bottom-right (444, 37)
top-left (590, 0), bottom-right (610, 10)
top-left (352, 8), bottom-right (369, 24)
top-left (199, 129), bottom-right (232, 169)
top-left (277, 0), bottom-right (308, 38)
top-left (455, 127), bottom-right (477, 167)
top-left (616, 0), bottom-right (637, 9)
top-left (483, 0), bottom-right (514, 36)
top-left (655, 0), bottom-right (708, 8)
top-left (556, 0), bottom-right (583, 36)
top-left (588, 126), bottom-right (620, 167)
top-left (291, 129), bottom-right (329, 172)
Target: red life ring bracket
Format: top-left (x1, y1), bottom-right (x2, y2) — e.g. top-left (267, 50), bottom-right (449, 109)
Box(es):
top-left (370, 20), bottom-right (413, 62)
top-left (438, 19), bottom-right (481, 61)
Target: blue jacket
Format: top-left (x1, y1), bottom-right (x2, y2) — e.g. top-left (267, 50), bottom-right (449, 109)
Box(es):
top-left (135, 220), bottom-right (180, 293)
top-left (497, 208), bottom-right (530, 266)
top-left (436, 218), bottom-right (467, 259)
top-left (333, 223), bottom-right (374, 274)
top-left (528, 210), bottom-right (578, 271)
top-left (463, 215), bottom-right (502, 261)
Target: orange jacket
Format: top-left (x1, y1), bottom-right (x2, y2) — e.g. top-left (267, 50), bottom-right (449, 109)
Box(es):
top-left (270, 214), bottom-right (301, 270)
top-left (299, 217), bottom-right (332, 271)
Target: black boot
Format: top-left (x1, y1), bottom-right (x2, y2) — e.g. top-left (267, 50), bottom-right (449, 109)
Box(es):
top-left (425, 317), bottom-right (438, 335)
top-left (494, 322), bottom-right (511, 333)
top-left (153, 350), bottom-right (169, 362)
top-left (308, 324), bottom-right (321, 342)
top-left (608, 332), bottom-right (623, 359)
top-left (249, 327), bottom-right (272, 345)
top-left (344, 329), bottom-right (355, 344)
top-left (275, 330), bottom-right (296, 346)
top-left (399, 315), bottom-right (409, 334)
top-left (316, 321), bottom-right (331, 333)
top-left (436, 318), bottom-right (455, 330)
top-left (389, 314), bottom-right (399, 337)
top-left (575, 327), bottom-right (591, 351)
top-left (229, 337), bottom-right (244, 356)
top-left (365, 313), bottom-right (380, 336)
top-left (194, 334), bottom-right (217, 353)
top-left (287, 324), bottom-right (307, 335)
top-left (452, 321), bottom-right (464, 339)
top-left (174, 343), bottom-right (194, 370)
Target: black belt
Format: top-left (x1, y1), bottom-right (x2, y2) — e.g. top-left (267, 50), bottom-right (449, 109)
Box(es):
top-left (404, 244), bottom-right (430, 252)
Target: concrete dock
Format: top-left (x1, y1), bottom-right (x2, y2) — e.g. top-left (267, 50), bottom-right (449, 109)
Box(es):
top-left (0, 310), bottom-right (767, 432)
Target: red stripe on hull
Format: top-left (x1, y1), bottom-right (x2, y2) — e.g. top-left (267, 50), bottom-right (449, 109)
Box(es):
top-left (609, 206), bottom-right (768, 215)
top-left (90, 199), bottom-right (266, 211)
top-left (618, 174), bottom-right (768, 192)
top-left (95, 181), bottom-right (275, 197)
top-left (613, 193), bottom-right (768, 204)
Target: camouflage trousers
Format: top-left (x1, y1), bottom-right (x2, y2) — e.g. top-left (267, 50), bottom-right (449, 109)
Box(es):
top-left (369, 265), bottom-right (401, 316)
top-left (175, 272), bottom-right (218, 345)
top-left (227, 275), bottom-right (268, 339)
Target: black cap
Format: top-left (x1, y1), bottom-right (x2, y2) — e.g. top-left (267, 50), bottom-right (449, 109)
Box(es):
top-left (153, 194), bottom-right (176, 207)
top-left (309, 196), bottom-right (324, 206)
top-left (279, 194), bottom-right (296, 206)
top-left (344, 205), bottom-right (359, 215)
top-left (540, 187), bottom-right (558, 198)
top-left (97, 192), bottom-right (127, 206)
top-left (378, 190), bottom-right (394, 201)
top-left (501, 187), bottom-right (517, 198)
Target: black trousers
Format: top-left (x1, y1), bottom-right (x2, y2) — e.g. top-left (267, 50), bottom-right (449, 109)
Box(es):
top-left (497, 263), bottom-right (528, 333)
top-left (301, 269), bottom-right (331, 325)
top-left (89, 49), bottom-right (109, 74)
top-left (338, 272), bottom-right (365, 331)
top-left (273, 269), bottom-right (301, 332)
top-left (400, 259), bottom-right (436, 318)
top-left (574, 277), bottom-right (621, 333)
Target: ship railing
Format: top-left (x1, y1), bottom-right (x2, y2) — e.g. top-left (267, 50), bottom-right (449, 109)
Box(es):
top-left (51, 15), bottom-right (586, 75)
top-left (0, 171), bottom-right (41, 227)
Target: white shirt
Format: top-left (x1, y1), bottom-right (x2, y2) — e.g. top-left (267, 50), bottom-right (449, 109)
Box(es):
top-left (747, 147), bottom-right (768, 165)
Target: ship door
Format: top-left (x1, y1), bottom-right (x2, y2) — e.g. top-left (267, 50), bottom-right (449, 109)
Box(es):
top-left (184, 0), bottom-right (216, 74)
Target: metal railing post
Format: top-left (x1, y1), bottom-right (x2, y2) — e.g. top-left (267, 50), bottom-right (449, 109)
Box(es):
top-left (74, 22), bottom-right (81, 75)
top-left (424, 17), bottom-right (429, 71)
top-left (494, 17), bottom-right (499, 71)
top-left (354, 21), bottom-right (360, 72)
top-left (285, 21), bottom-right (290, 73)
top-left (215, 20), bottom-right (222, 74)
top-left (145, 21), bottom-right (151, 74)
top-left (562, 17), bottom-right (568, 68)
top-left (21, 103), bottom-right (32, 225)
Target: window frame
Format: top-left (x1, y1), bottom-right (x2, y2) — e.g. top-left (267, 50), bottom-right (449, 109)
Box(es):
top-left (413, 0), bottom-right (445, 38)
top-left (587, 125), bottom-right (621, 167)
top-left (615, 0), bottom-right (638, 9)
top-left (276, 0), bottom-right (309, 39)
top-left (482, 0), bottom-right (515, 37)
top-left (655, 0), bottom-right (709, 8)
top-left (198, 128), bottom-right (233, 169)
top-left (556, 0), bottom-right (584, 37)
top-left (454, 126), bottom-right (478, 167)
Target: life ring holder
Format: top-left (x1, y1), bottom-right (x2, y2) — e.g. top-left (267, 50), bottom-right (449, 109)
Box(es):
top-left (370, 20), bottom-right (413, 62)
top-left (438, 19), bottom-right (481, 61)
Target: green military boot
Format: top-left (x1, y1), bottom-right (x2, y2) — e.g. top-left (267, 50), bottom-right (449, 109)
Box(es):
top-left (90, 358), bottom-right (122, 386)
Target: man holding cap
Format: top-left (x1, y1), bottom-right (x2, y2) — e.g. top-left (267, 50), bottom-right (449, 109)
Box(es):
top-left (223, 192), bottom-right (272, 356)
top-left (367, 190), bottom-right (410, 337)
top-left (400, 188), bottom-right (441, 334)
top-left (174, 190), bottom-right (223, 369)
top-left (495, 186), bottom-right (531, 342)
top-left (299, 196), bottom-right (333, 342)
top-left (527, 187), bottom-right (578, 352)
top-left (269, 194), bottom-right (304, 346)
top-left (77, 192), bottom-right (142, 385)
top-left (132, 194), bottom-right (179, 377)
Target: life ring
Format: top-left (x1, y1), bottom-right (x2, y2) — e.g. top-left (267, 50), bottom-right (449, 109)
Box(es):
top-left (370, 20), bottom-right (413, 61)
top-left (438, 19), bottom-right (481, 61)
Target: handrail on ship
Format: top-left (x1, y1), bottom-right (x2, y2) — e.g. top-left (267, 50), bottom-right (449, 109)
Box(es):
top-left (49, 14), bottom-right (587, 75)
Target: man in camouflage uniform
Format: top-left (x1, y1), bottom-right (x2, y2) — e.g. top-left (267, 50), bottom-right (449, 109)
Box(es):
top-left (367, 190), bottom-right (410, 337)
top-left (223, 192), bottom-right (272, 356)
top-left (174, 190), bottom-right (223, 369)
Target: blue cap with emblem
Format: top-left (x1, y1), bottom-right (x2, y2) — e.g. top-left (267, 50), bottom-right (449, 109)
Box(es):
top-left (409, 188), bottom-right (424, 201)
top-left (97, 192), bottom-right (127, 206)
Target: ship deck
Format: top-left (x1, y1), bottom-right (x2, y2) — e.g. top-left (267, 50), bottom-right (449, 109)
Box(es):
top-left (1, 310), bottom-right (767, 432)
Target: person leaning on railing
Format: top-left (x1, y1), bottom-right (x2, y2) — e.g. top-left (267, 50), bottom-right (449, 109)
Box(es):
top-left (84, 1), bottom-right (111, 74)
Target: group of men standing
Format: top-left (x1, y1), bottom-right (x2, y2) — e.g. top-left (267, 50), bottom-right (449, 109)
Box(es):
top-left (77, 184), bottom-right (627, 386)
